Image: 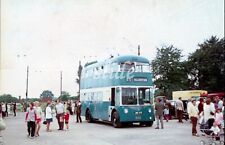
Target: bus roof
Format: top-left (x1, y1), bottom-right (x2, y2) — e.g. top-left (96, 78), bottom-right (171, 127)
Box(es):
top-left (110, 55), bottom-right (149, 64)
top-left (84, 55), bottom-right (150, 69)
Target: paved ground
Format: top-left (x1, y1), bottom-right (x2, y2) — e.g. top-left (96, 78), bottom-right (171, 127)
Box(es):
top-left (0, 112), bottom-right (220, 145)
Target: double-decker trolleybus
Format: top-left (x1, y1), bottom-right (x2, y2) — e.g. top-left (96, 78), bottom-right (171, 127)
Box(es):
top-left (80, 55), bottom-right (155, 128)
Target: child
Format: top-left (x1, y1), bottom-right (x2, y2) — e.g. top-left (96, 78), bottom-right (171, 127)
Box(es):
top-left (210, 122), bottom-right (220, 140)
top-left (215, 109), bottom-right (223, 127)
top-left (64, 110), bottom-right (70, 130)
top-left (164, 105), bottom-right (170, 122)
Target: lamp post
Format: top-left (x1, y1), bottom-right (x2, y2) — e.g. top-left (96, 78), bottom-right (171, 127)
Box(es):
top-left (17, 54), bottom-right (29, 108)
top-left (78, 60), bottom-right (81, 100)
top-left (60, 71), bottom-right (62, 96)
top-left (25, 65), bottom-right (29, 107)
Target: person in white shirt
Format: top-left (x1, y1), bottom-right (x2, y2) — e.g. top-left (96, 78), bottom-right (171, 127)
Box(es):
top-left (203, 98), bottom-right (215, 129)
top-left (72, 101), bottom-right (75, 115)
top-left (189, 100), bottom-right (199, 136)
top-left (176, 97), bottom-right (184, 123)
top-left (45, 102), bottom-right (53, 132)
top-left (187, 99), bottom-right (193, 115)
top-left (25, 102), bottom-right (36, 138)
top-left (215, 109), bottom-right (223, 127)
top-left (217, 98), bottom-right (223, 110)
top-left (55, 99), bottom-right (64, 130)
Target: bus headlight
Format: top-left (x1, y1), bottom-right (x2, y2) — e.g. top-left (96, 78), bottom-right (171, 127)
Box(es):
top-left (124, 108), bottom-right (129, 114)
top-left (148, 108), bottom-right (151, 113)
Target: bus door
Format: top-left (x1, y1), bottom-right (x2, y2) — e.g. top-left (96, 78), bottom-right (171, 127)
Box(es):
top-left (108, 88), bottom-right (115, 121)
top-left (108, 87), bottom-right (120, 121)
top-left (111, 88), bottom-right (115, 106)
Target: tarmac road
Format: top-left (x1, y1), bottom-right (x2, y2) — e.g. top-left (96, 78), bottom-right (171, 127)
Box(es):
top-left (1, 112), bottom-right (212, 145)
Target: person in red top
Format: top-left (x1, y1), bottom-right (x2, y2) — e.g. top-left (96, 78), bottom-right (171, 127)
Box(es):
top-left (198, 98), bottom-right (204, 114)
top-left (64, 110), bottom-right (70, 130)
top-left (25, 102), bottom-right (37, 138)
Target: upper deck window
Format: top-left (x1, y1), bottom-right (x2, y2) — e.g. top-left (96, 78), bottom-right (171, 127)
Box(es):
top-left (135, 63), bottom-right (150, 72)
top-left (120, 61), bottom-right (135, 72)
top-left (119, 62), bottom-right (150, 72)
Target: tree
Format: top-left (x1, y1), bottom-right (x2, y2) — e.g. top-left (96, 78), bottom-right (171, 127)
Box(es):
top-left (28, 98), bottom-right (41, 102)
top-left (0, 94), bottom-right (19, 103)
top-left (59, 91), bottom-right (71, 101)
top-left (151, 45), bottom-right (188, 99)
top-left (40, 90), bottom-right (54, 101)
top-left (70, 96), bottom-right (79, 101)
top-left (187, 36), bottom-right (225, 92)
top-left (20, 98), bottom-right (40, 103)
top-left (76, 61), bottom-right (83, 99)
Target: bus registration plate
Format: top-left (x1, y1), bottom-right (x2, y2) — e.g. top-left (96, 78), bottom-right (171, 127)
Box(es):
top-left (135, 112), bottom-right (142, 120)
top-left (135, 116), bottom-right (141, 120)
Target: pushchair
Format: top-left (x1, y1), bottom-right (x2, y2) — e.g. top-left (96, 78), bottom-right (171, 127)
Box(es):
top-left (200, 120), bottom-right (224, 145)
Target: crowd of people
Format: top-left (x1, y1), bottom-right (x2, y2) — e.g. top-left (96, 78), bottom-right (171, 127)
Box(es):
top-left (25, 100), bottom-right (82, 139)
top-left (190, 97), bottom-right (224, 138)
top-left (0, 102), bottom-right (17, 118)
top-left (154, 96), bottom-right (224, 139)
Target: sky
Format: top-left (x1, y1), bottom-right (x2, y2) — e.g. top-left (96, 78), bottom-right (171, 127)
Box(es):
top-left (0, 0), bottom-right (224, 98)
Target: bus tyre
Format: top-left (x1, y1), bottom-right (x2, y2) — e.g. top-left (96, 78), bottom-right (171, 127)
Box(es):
top-left (145, 121), bottom-right (153, 127)
top-left (86, 110), bottom-right (93, 123)
top-left (112, 112), bottom-right (122, 128)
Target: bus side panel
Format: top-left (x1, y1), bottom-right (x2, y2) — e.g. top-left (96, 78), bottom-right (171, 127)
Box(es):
top-left (82, 101), bottom-right (110, 121)
top-left (91, 102), bottom-right (98, 119)
top-left (97, 101), bottom-right (110, 121)
top-left (81, 101), bottom-right (95, 118)
top-left (81, 101), bottom-right (88, 116)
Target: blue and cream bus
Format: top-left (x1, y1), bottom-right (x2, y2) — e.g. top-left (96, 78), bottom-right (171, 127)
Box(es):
top-left (80, 55), bottom-right (155, 127)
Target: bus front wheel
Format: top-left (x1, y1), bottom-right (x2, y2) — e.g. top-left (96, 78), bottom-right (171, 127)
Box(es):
top-left (86, 110), bottom-right (93, 123)
top-left (112, 112), bottom-right (122, 128)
